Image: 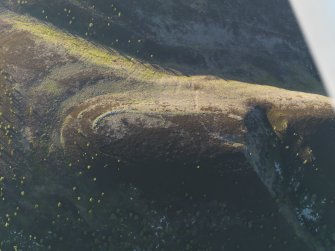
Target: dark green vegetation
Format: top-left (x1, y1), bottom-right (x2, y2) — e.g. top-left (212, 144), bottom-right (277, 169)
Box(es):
top-left (0, 1), bottom-right (334, 251)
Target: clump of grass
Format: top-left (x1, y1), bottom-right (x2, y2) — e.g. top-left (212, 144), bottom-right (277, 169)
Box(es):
top-left (36, 80), bottom-right (63, 96)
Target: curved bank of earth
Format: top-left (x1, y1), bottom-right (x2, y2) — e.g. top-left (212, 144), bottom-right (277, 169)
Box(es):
top-left (0, 9), bottom-right (335, 251)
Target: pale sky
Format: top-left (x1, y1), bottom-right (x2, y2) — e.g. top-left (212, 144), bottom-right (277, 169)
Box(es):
top-left (290, 0), bottom-right (335, 103)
